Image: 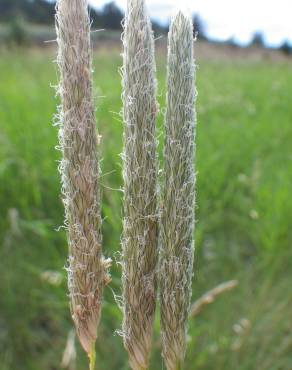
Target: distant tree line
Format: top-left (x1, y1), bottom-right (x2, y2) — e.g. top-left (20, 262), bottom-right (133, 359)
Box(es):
top-left (0, 0), bottom-right (205, 36)
top-left (0, 0), bottom-right (56, 24)
top-left (0, 0), bottom-right (291, 53)
top-left (0, 0), bottom-right (124, 29)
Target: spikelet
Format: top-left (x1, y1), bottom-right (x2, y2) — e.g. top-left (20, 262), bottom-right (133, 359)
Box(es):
top-left (121, 0), bottom-right (159, 368)
top-left (55, 0), bottom-right (111, 356)
top-left (160, 11), bottom-right (196, 370)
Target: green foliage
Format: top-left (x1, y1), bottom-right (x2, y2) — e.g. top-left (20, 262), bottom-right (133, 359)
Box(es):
top-left (250, 31), bottom-right (265, 47)
top-left (280, 40), bottom-right (292, 55)
top-left (192, 14), bottom-right (207, 40)
top-left (0, 0), bottom-right (56, 24)
top-left (0, 49), bottom-right (292, 370)
top-left (101, 1), bottom-right (123, 30)
top-left (0, 0), bottom-right (124, 29)
top-left (7, 17), bottom-right (29, 46)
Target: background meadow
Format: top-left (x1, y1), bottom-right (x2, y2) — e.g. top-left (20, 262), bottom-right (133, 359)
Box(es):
top-left (0, 44), bottom-right (292, 370)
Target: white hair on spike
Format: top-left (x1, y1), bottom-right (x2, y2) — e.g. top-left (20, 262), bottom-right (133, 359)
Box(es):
top-left (121, 0), bottom-right (159, 369)
top-left (55, 0), bottom-right (111, 357)
top-left (160, 10), bottom-right (197, 370)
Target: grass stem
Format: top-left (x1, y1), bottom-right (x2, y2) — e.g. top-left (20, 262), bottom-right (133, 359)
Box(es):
top-left (89, 341), bottom-right (96, 370)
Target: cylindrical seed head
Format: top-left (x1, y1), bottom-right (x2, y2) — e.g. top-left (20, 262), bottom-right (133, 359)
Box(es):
top-left (55, 0), bottom-right (111, 354)
top-left (121, 0), bottom-right (159, 368)
top-left (160, 10), bottom-right (196, 370)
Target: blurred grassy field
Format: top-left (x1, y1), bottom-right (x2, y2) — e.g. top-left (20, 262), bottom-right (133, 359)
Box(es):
top-left (0, 46), bottom-right (292, 370)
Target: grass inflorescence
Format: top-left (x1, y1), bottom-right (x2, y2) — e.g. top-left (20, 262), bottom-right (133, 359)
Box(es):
top-left (55, 0), bottom-right (111, 358)
top-left (121, 0), bottom-right (159, 369)
top-left (160, 11), bottom-right (196, 370)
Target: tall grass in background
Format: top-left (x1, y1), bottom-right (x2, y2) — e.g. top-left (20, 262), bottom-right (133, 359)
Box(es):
top-left (55, 0), bottom-right (111, 367)
top-left (1, 48), bottom-right (292, 370)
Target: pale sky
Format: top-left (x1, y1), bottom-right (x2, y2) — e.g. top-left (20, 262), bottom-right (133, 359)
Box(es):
top-left (89, 0), bottom-right (292, 46)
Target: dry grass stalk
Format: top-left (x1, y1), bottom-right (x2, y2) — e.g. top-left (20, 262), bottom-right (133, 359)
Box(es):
top-left (55, 0), bottom-right (111, 358)
top-left (160, 10), bottom-right (196, 370)
top-left (121, 0), bottom-right (159, 368)
top-left (61, 329), bottom-right (76, 370)
top-left (190, 280), bottom-right (239, 317)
